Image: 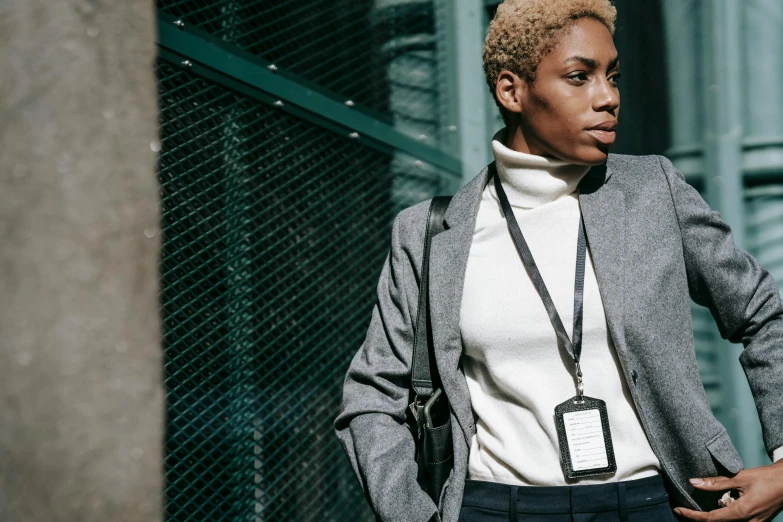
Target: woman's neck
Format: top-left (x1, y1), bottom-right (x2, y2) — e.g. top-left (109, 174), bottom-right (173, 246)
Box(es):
top-left (490, 128), bottom-right (591, 209)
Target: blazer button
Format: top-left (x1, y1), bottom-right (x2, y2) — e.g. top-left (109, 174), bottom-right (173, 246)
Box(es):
top-left (631, 369), bottom-right (638, 385)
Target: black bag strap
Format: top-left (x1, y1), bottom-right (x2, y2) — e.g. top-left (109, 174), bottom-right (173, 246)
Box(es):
top-left (411, 196), bottom-right (452, 400)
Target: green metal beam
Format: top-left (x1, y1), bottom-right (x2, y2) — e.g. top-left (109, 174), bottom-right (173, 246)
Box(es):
top-left (433, 0), bottom-right (462, 195)
top-left (156, 14), bottom-right (462, 176)
top-left (455, 0), bottom-right (491, 185)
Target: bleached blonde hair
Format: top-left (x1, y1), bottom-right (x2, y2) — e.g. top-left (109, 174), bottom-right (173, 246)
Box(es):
top-left (483, 0), bottom-right (617, 110)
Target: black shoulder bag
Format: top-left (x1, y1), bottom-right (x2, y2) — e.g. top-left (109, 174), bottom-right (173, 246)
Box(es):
top-left (406, 196), bottom-right (454, 506)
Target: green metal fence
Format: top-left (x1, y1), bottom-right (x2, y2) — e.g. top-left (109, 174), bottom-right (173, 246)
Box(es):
top-left (155, 1), bottom-right (461, 520)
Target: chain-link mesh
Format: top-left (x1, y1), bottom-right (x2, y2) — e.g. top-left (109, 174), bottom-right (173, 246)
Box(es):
top-left (157, 0), bottom-right (456, 150)
top-left (156, 1), bottom-right (459, 519)
top-left (157, 54), bottom-right (454, 521)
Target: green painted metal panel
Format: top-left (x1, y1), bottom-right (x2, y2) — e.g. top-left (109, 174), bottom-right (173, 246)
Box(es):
top-left (662, 0), bottom-right (705, 179)
top-left (747, 185), bottom-right (783, 284)
top-left (456, 0), bottom-right (492, 185)
top-left (743, 1), bottom-right (783, 142)
top-left (742, 0), bottom-right (783, 179)
top-left (433, 0), bottom-right (461, 160)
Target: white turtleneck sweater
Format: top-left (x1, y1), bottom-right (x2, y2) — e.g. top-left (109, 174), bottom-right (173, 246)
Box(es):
top-left (460, 129), bottom-right (662, 485)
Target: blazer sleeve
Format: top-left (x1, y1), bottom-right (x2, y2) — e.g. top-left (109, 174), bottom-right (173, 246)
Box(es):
top-left (659, 155), bottom-right (783, 462)
top-left (333, 207), bottom-right (439, 522)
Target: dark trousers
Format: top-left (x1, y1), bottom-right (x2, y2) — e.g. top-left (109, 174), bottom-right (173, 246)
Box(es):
top-left (457, 474), bottom-right (679, 521)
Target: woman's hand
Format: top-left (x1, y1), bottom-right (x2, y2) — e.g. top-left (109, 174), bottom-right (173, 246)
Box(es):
top-left (673, 460), bottom-right (783, 521)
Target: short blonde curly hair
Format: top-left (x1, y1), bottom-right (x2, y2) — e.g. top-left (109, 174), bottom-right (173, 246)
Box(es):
top-left (483, 0), bottom-right (617, 107)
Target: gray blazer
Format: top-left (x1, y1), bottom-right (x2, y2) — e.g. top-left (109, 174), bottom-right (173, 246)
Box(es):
top-left (334, 153), bottom-right (783, 522)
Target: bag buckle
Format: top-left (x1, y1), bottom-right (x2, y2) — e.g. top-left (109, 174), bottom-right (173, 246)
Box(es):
top-left (408, 394), bottom-right (422, 422)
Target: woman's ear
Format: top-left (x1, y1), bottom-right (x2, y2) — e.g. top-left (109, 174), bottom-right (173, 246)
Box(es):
top-left (495, 70), bottom-right (526, 118)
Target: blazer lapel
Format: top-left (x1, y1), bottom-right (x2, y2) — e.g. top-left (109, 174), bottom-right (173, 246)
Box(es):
top-left (578, 162), bottom-right (630, 364)
top-left (428, 164), bottom-right (492, 443)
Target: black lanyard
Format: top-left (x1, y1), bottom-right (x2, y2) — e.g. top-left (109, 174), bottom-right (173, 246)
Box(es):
top-left (493, 172), bottom-right (587, 397)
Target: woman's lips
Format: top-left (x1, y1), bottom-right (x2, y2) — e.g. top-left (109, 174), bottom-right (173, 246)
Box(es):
top-left (586, 129), bottom-right (616, 145)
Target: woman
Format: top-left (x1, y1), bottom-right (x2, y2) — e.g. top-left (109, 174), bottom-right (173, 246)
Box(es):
top-left (335, 1), bottom-right (783, 521)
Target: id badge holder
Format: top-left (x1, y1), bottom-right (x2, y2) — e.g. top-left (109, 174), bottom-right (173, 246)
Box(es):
top-left (554, 395), bottom-right (617, 479)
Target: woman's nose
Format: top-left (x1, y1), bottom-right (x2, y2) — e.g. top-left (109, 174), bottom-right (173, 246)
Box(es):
top-left (593, 78), bottom-right (620, 112)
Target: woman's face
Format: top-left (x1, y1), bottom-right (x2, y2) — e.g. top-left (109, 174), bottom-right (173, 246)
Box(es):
top-left (496, 17), bottom-right (620, 165)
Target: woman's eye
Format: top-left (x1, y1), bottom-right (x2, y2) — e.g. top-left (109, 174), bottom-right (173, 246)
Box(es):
top-left (567, 72), bottom-right (621, 84)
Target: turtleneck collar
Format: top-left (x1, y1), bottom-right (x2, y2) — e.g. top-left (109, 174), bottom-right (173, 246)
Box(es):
top-left (489, 128), bottom-right (591, 209)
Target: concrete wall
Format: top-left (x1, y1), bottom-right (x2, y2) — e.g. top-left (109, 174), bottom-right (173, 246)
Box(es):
top-left (0, 1), bottom-right (163, 520)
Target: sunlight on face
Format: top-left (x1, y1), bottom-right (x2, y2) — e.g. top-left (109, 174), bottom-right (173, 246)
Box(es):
top-left (496, 17), bottom-right (621, 165)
